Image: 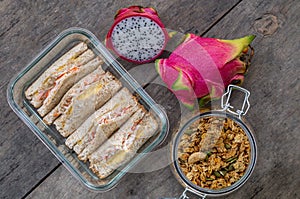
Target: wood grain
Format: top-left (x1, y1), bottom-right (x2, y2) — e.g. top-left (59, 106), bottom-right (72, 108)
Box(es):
top-left (205, 0), bottom-right (300, 198)
top-left (28, 0), bottom-right (300, 198)
top-left (0, 0), bottom-right (241, 198)
top-left (0, 84), bottom-right (60, 199)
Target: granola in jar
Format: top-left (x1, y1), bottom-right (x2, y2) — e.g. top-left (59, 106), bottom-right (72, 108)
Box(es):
top-left (177, 116), bottom-right (251, 190)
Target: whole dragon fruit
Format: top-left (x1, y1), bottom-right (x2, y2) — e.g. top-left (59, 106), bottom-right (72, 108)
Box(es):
top-left (106, 6), bottom-right (168, 63)
top-left (156, 33), bottom-right (255, 109)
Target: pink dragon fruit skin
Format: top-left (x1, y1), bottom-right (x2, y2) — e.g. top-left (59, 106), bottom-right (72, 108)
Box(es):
top-left (156, 33), bottom-right (255, 109)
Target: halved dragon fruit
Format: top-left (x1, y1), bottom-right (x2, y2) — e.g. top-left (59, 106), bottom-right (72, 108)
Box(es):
top-left (156, 33), bottom-right (255, 109)
top-left (106, 6), bottom-right (168, 63)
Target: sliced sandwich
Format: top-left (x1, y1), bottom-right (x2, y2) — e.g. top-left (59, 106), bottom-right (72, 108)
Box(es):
top-left (25, 42), bottom-right (90, 107)
top-left (65, 88), bottom-right (139, 154)
top-left (45, 69), bottom-right (122, 137)
top-left (25, 42), bottom-right (88, 101)
top-left (26, 47), bottom-right (96, 115)
top-left (88, 108), bottom-right (158, 179)
top-left (37, 54), bottom-right (101, 116)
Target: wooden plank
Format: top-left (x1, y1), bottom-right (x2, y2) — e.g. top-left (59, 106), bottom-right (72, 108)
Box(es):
top-left (0, 83), bottom-right (60, 199)
top-left (0, 0), bottom-right (244, 198)
top-left (27, 165), bottom-right (183, 199)
top-left (27, 0), bottom-right (300, 198)
top-left (201, 0), bottom-right (300, 199)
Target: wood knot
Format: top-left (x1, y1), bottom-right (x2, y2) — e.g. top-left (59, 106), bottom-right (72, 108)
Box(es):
top-left (127, 189), bottom-right (135, 195)
top-left (254, 14), bottom-right (279, 36)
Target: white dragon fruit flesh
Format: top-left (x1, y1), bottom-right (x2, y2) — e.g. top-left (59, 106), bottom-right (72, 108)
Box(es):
top-left (106, 6), bottom-right (168, 63)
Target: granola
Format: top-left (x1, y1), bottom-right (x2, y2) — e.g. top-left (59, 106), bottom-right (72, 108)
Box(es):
top-left (177, 116), bottom-right (251, 189)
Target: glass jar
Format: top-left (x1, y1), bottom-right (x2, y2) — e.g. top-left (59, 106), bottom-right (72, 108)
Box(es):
top-left (170, 85), bottom-right (257, 198)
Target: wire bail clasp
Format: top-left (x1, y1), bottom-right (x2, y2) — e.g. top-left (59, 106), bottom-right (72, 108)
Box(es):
top-left (221, 84), bottom-right (251, 118)
top-left (179, 187), bottom-right (206, 199)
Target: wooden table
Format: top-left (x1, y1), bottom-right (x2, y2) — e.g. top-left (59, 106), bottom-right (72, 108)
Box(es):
top-left (1, 0), bottom-right (299, 198)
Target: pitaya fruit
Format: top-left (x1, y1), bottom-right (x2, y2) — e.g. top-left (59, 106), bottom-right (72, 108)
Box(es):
top-left (106, 5), bottom-right (168, 63)
top-left (155, 33), bottom-right (255, 109)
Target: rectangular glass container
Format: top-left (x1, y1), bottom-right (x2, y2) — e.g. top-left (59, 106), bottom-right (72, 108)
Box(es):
top-left (7, 27), bottom-right (169, 191)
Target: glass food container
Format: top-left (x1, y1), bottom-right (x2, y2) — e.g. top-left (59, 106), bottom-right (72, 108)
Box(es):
top-left (170, 85), bottom-right (257, 199)
top-left (7, 27), bottom-right (169, 191)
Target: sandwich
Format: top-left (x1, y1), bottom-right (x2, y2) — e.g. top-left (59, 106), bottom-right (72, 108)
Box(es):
top-left (88, 108), bottom-right (158, 179)
top-left (65, 88), bottom-right (139, 156)
top-left (44, 69), bottom-right (122, 137)
top-left (25, 47), bottom-right (98, 117)
top-left (25, 42), bottom-right (89, 107)
top-left (25, 42), bottom-right (88, 100)
top-left (37, 53), bottom-right (101, 116)
top-left (43, 66), bottom-right (104, 125)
